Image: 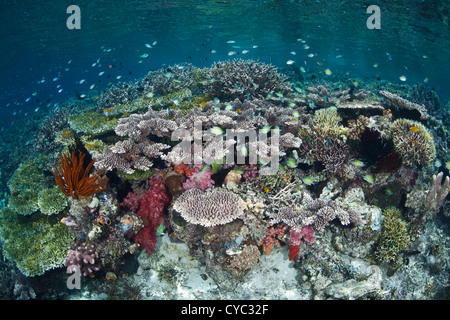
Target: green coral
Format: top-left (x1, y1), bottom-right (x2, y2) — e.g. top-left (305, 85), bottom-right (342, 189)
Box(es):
top-left (0, 206), bottom-right (74, 277)
top-left (312, 106), bottom-right (348, 139)
top-left (391, 119), bottom-right (436, 167)
top-left (7, 158), bottom-right (46, 215)
top-left (37, 186), bottom-right (68, 215)
top-left (374, 207), bottom-right (411, 268)
top-left (118, 168), bottom-right (153, 181)
top-left (68, 110), bottom-right (119, 136)
top-left (106, 88), bottom-right (193, 116)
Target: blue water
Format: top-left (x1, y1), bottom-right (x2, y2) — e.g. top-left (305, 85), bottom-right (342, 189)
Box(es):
top-left (0, 0), bottom-right (448, 129)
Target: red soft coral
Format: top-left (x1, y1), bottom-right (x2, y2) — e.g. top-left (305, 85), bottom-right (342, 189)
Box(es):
top-left (124, 177), bottom-right (171, 254)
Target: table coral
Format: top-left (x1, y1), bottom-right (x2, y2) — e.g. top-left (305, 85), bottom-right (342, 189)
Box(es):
top-left (0, 206), bottom-right (75, 277)
top-left (37, 186), bottom-right (68, 215)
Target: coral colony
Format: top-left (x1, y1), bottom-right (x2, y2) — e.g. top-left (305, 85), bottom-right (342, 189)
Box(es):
top-left (0, 59), bottom-right (449, 299)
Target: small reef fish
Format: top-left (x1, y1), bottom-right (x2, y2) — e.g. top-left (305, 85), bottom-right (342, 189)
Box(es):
top-left (240, 145), bottom-right (248, 157)
top-left (61, 217), bottom-right (77, 227)
top-left (307, 53), bottom-right (315, 58)
top-left (434, 159), bottom-right (442, 167)
top-left (228, 51), bottom-right (236, 56)
top-left (225, 104), bottom-right (233, 111)
top-left (399, 75), bottom-right (407, 81)
top-left (446, 161), bottom-right (450, 171)
top-left (172, 98), bottom-right (181, 106)
top-left (227, 40), bottom-right (236, 44)
top-left (156, 223), bottom-right (165, 236)
top-left (350, 159), bottom-right (365, 167)
top-left (362, 174), bottom-right (375, 184)
top-left (213, 97), bottom-right (220, 104)
top-left (260, 125), bottom-right (271, 134)
top-left (324, 68), bottom-right (332, 75)
top-left (286, 158), bottom-right (297, 168)
top-left (286, 60), bottom-right (295, 65)
top-left (242, 50), bottom-right (249, 54)
top-left (384, 188), bottom-right (393, 196)
top-left (210, 126), bottom-right (224, 135)
top-left (140, 53), bottom-right (149, 59)
top-left (290, 51), bottom-right (296, 55)
top-left (164, 72), bottom-right (173, 78)
top-left (302, 176), bottom-right (315, 186)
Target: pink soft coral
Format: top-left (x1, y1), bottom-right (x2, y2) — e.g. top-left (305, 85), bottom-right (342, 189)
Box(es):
top-left (182, 164), bottom-right (215, 190)
top-left (122, 176), bottom-right (171, 254)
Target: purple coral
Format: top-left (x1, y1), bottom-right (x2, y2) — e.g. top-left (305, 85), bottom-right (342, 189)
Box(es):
top-left (182, 164), bottom-right (215, 190)
top-left (64, 243), bottom-right (101, 278)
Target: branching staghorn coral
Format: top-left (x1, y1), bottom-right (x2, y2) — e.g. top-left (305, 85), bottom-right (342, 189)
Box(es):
top-left (205, 59), bottom-right (291, 101)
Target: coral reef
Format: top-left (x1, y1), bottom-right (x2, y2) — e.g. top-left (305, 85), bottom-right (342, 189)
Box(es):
top-left (228, 244), bottom-right (261, 275)
top-left (0, 206), bottom-right (75, 277)
top-left (1, 60), bottom-right (449, 300)
top-left (425, 172), bottom-right (450, 212)
top-left (122, 176), bottom-right (171, 253)
top-left (94, 139), bottom-right (170, 174)
top-left (173, 188), bottom-right (244, 227)
top-left (52, 151), bottom-right (108, 199)
top-left (7, 157), bottom-right (46, 215)
top-left (37, 186), bottom-right (68, 215)
top-left (379, 90), bottom-right (429, 120)
top-left (374, 207), bottom-right (411, 267)
top-left (182, 164), bottom-right (215, 190)
top-left (391, 119), bottom-right (436, 167)
top-left (64, 243), bottom-right (101, 278)
top-left (205, 59), bottom-right (291, 100)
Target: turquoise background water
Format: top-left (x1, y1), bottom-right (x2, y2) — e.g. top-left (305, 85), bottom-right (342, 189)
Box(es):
top-left (0, 0), bottom-right (448, 128)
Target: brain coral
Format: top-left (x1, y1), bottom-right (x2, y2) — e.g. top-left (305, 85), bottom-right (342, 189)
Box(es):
top-left (391, 119), bottom-right (436, 167)
top-left (173, 188), bottom-right (244, 227)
